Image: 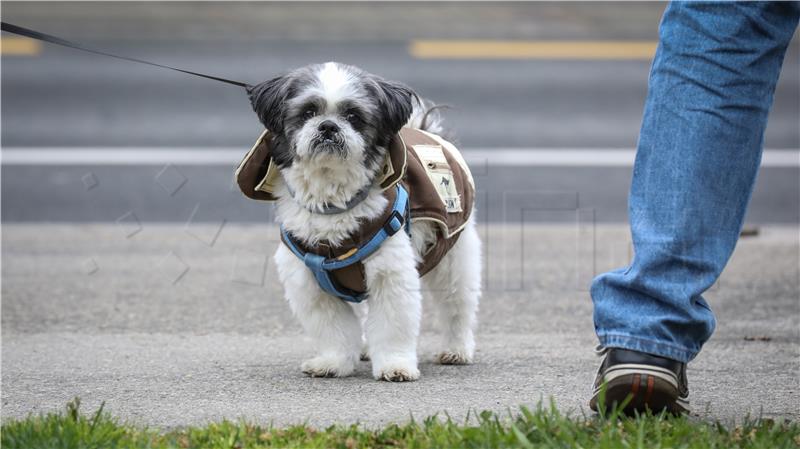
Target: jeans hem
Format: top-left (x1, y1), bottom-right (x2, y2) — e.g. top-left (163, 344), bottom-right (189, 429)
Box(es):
top-left (597, 333), bottom-right (698, 363)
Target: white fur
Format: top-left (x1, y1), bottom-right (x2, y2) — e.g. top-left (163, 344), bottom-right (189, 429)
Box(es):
top-left (275, 243), bottom-right (363, 377)
top-left (277, 163), bottom-right (385, 246)
top-left (314, 62), bottom-right (359, 105)
top-left (406, 98), bottom-right (448, 138)
top-left (271, 62), bottom-right (481, 381)
top-left (275, 217), bottom-right (481, 380)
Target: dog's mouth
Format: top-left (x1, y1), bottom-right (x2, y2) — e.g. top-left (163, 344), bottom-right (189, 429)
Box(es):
top-left (311, 134), bottom-right (346, 156)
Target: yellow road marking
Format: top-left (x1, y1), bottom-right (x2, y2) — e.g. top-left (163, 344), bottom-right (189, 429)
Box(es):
top-left (410, 40), bottom-right (657, 60)
top-left (0, 37), bottom-right (41, 55)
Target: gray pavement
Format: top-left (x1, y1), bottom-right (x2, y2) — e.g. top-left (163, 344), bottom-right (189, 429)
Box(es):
top-left (2, 224), bottom-right (798, 426)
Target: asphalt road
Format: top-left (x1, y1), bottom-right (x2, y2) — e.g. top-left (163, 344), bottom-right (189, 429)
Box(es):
top-left (2, 2), bottom-right (798, 223)
top-left (2, 2), bottom-right (798, 149)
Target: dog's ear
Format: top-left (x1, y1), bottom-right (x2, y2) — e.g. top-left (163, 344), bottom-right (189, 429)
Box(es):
top-left (372, 78), bottom-right (416, 137)
top-left (247, 75), bottom-right (292, 133)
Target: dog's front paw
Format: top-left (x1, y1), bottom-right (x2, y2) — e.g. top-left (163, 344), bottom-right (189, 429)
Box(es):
top-left (301, 355), bottom-right (355, 378)
top-left (373, 359), bottom-right (420, 382)
top-left (436, 350), bottom-right (473, 365)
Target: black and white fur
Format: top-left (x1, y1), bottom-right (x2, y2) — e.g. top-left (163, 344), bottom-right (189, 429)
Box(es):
top-left (249, 62), bottom-right (481, 381)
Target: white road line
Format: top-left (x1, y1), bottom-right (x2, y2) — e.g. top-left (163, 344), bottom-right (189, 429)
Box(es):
top-left (1, 147), bottom-right (798, 167)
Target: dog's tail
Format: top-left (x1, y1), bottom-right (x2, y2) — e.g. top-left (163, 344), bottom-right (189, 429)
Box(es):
top-left (406, 97), bottom-right (456, 143)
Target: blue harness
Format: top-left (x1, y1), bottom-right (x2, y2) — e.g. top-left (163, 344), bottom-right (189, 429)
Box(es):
top-left (280, 184), bottom-right (411, 303)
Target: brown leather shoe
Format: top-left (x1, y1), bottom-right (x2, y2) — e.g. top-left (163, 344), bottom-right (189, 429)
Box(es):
top-left (589, 347), bottom-right (689, 415)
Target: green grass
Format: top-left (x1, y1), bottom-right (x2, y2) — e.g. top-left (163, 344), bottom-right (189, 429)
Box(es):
top-left (2, 398), bottom-right (798, 449)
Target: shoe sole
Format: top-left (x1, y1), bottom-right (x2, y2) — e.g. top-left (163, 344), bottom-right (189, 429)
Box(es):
top-left (589, 363), bottom-right (689, 415)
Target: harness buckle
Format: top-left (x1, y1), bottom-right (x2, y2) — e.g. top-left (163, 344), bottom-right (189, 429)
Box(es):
top-left (383, 210), bottom-right (405, 236)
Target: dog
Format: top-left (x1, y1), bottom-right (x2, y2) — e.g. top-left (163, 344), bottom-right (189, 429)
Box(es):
top-left (245, 62), bottom-right (481, 381)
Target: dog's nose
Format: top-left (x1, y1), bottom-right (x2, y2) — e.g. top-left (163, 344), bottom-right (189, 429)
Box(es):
top-left (318, 120), bottom-right (339, 136)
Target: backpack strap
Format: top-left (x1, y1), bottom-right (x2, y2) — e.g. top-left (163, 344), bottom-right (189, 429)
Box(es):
top-left (280, 184), bottom-right (410, 303)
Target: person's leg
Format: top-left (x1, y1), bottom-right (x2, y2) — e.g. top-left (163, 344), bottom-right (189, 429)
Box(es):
top-left (590, 1), bottom-right (799, 412)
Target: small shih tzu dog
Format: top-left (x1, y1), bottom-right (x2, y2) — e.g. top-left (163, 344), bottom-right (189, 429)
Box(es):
top-left (236, 62), bottom-right (480, 381)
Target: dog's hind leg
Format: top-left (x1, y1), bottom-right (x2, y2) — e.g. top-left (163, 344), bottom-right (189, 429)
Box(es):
top-left (425, 218), bottom-right (481, 365)
top-left (275, 245), bottom-right (361, 377)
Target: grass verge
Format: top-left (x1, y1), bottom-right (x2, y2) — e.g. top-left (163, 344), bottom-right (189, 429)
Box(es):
top-left (2, 398), bottom-right (799, 449)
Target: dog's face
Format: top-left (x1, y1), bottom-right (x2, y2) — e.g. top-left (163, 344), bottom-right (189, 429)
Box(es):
top-left (248, 62), bottom-right (415, 170)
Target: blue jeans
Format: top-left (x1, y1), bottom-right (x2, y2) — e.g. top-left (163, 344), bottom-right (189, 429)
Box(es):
top-left (591, 2), bottom-right (799, 363)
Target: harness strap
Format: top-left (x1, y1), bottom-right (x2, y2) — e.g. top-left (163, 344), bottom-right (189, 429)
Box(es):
top-left (281, 184), bottom-right (410, 302)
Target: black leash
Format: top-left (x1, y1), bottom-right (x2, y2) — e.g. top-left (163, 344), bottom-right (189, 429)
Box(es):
top-left (1, 21), bottom-right (253, 91)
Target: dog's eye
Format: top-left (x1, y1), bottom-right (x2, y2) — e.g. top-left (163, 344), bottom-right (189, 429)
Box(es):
top-left (303, 109), bottom-right (316, 120)
top-left (346, 113), bottom-right (361, 124)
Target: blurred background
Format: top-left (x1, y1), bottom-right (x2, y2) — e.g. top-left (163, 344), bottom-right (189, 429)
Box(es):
top-left (3, 1), bottom-right (798, 224)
